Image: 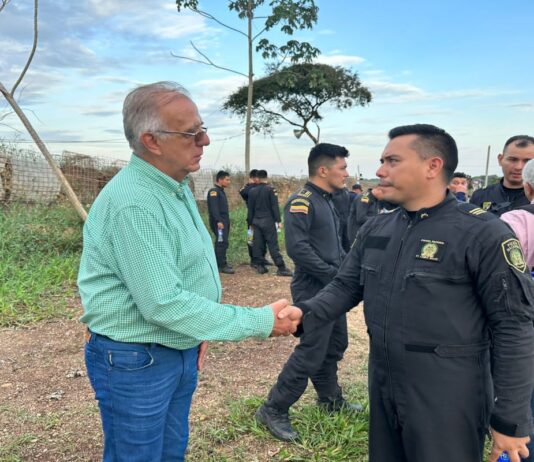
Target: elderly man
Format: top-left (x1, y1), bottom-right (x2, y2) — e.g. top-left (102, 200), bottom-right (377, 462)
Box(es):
top-left (78, 81), bottom-right (299, 462)
top-left (281, 124), bottom-right (534, 462)
top-left (471, 136), bottom-right (534, 215)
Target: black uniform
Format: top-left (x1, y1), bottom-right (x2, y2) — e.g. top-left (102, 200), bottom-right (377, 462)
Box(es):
top-left (331, 188), bottom-right (351, 253)
top-left (247, 183), bottom-right (286, 268)
top-left (240, 183), bottom-right (268, 263)
top-left (207, 184), bottom-right (230, 268)
top-left (297, 193), bottom-right (534, 462)
top-left (347, 189), bottom-right (396, 244)
top-left (267, 182), bottom-right (349, 409)
top-left (470, 178), bottom-right (530, 216)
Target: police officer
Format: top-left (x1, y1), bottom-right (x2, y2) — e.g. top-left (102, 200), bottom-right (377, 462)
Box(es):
top-left (207, 170), bottom-right (234, 274)
top-left (255, 143), bottom-right (362, 442)
top-left (347, 187), bottom-right (396, 244)
top-left (280, 125), bottom-right (534, 462)
top-left (247, 170), bottom-right (292, 276)
top-left (471, 135), bottom-right (534, 216)
top-left (331, 187), bottom-right (352, 252)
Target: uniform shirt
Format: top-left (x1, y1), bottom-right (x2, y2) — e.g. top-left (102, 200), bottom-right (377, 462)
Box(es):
top-left (207, 184), bottom-right (229, 227)
top-left (78, 154), bottom-right (273, 349)
top-left (284, 182), bottom-right (345, 288)
top-left (501, 201), bottom-right (534, 268)
top-left (470, 179), bottom-right (529, 216)
top-left (239, 183), bottom-right (256, 203)
top-left (247, 182), bottom-right (281, 224)
top-left (331, 188), bottom-right (351, 252)
top-left (298, 193), bottom-right (534, 437)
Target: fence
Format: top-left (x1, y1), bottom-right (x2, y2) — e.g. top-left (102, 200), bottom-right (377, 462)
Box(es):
top-left (0, 146), bottom-right (366, 208)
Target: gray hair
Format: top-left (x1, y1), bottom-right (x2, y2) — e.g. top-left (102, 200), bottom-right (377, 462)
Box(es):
top-left (523, 158), bottom-right (534, 187)
top-left (122, 81), bottom-right (191, 154)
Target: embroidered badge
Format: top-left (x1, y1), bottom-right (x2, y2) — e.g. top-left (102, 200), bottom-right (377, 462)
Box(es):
top-left (361, 193), bottom-right (370, 204)
top-left (482, 201), bottom-right (492, 211)
top-left (501, 238), bottom-right (527, 273)
top-left (415, 239), bottom-right (446, 262)
top-left (297, 188), bottom-right (312, 198)
top-left (209, 191), bottom-right (217, 197)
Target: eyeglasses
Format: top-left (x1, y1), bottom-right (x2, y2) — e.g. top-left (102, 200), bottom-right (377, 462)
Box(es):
top-left (155, 126), bottom-right (208, 143)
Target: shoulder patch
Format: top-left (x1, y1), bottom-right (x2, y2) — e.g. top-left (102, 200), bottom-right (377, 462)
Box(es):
top-left (290, 198), bottom-right (310, 207)
top-left (482, 201), bottom-right (492, 211)
top-left (209, 191), bottom-right (217, 197)
top-left (457, 203), bottom-right (495, 221)
top-left (289, 203), bottom-right (309, 214)
top-left (361, 193), bottom-right (370, 204)
top-left (501, 238), bottom-right (527, 273)
top-left (297, 188), bottom-right (312, 198)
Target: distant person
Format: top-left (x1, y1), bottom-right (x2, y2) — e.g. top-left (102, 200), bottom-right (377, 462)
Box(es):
top-left (501, 158), bottom-right (534, 462)
top-left (471, 136), bottom-right (534, 216)
top-left (207, 170), bottom-right (234, 274)
top-left (256, 143), bottom-right (361, 442)
top-left (332, 186), bottom-right (352, 252)
top-left (278, 124), bottom-right (534, 462)
top-left (347, 187), bottom-right (396, 244)
top-left (77, 81), bottom-right (300, 462)
top-left (240, 169), bottom-right (270, 267)
top-left (448, 171), bottom-right (470, 202)
top-left (349, 183), bottom-right (363, 201)
top-left (247, 170), bottom-right (292, 276)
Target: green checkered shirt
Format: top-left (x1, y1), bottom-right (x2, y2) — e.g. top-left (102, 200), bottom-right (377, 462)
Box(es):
top-left (78, 154), bottom-right (273, 349)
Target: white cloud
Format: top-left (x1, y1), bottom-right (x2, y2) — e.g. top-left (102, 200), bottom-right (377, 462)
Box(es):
top-left (316, 54), bottom-right (365, 67)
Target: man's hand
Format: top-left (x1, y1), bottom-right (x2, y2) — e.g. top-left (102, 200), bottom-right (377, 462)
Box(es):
top-left (488, 428), bottom-right (530, 462)
top-left (217, 222), bottom-right (224, 230)
top-left (269, 299), bottom-right (301, 336)
top-left (197, 341), bottom-right (208, 371)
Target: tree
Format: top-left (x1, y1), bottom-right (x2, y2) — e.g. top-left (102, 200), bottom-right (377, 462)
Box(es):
top-left (223, 62), bottom-right (372, 145)
top-left (0, 0), bottom-right (87, 220)
top-left (174, 0), bottom-right (320, 172)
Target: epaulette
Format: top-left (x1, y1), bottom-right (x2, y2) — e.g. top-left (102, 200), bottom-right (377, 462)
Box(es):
top-left (457, 202), bottom-right (495, 221)
top-left (296, 188), bottom-right (312, 198)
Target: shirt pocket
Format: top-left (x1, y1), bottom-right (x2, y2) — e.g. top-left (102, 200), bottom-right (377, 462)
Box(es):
top-left (360, 263), bottom-right (382, 325)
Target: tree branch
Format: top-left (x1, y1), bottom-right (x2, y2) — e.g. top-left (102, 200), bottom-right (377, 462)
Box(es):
top-left (171, 41), bottom-right (247, 77)
top-left (11, 0), bottom-right (38, 96)
top-left (192, 7), bottom-right (247, 37)
top-left (257, 103), bottom-right (301, 127)
top-left (0, 0), bottom-right (11, 13)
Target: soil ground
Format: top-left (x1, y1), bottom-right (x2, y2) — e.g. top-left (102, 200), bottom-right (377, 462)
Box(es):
top-left (0, 265), bottom-right (368, 461)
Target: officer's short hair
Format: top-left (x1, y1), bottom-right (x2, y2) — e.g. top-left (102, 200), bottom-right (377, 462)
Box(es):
top-left (523, 158), bottom-right (534, 187)
top-left (216, 170), bottom-right (230, 182)
top-left (352, 183), bottom-right (362, 191)
top-left (308, 143), bottom-right (349, 177)
top-left (388, 124), bottom-right (458, 182)
top-left (249, 169), bottom-right (259, 178)
top-left (503, 135), bottom-right (534, 155)
top-left (257, 169), bottom-right (268, 180)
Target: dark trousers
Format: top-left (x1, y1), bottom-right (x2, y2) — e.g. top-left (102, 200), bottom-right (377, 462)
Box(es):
top-left (210, 221), bottom-right (229, 268)
top-left (268, 314), bottom-right (348, 410)
top-left (251, 218), bottom-right (285, 268)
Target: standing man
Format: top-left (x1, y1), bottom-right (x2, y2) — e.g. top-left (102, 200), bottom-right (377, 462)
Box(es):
top-left (471, 135), bottom-right (534, 216)
top-left (78, 82), bottom-right (299, 462)
top-left (207, 170), bottom-right (234, 274)
top-left (247, 169), bottom-right (292, 276)
top-left (349, 183), bottom-right (363, 201)
top-left (280, 124), bottom-right (534, 462)
top-left (256, 143), bottom-right (361, 442)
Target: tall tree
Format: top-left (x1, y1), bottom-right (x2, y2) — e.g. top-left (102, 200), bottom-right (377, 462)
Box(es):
top-left (223, 62), bottom-right (372, 145)
top-left (174, 0), bottom-right (320, 172)
top-left (0, 0), bottom-right (87, 220)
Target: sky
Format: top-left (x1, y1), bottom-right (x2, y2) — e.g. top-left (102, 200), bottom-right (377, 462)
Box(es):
top-left (0, 0), bottom-right (533, 179)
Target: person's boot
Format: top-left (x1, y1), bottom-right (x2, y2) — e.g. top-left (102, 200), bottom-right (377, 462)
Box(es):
top-left (256, 265), bottom-right (268, 274)
top-left (317, 396), bottom-right (363, 413)
top-left (276, 266), bottom-right (293, 277)
top-left (255, 403), bottom-right (299, 442)
top-left (219, 265), bottom-right (235, 274)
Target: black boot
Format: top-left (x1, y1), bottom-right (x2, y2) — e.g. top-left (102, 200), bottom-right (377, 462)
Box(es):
top-left (255, 403), bottom-right (299, 442)
top-left (276, 266), bottom-right (293, 277)
top-left (256, 265), bottom-right (268, 274)
top-left (318, 396), bottom-right (363, 413)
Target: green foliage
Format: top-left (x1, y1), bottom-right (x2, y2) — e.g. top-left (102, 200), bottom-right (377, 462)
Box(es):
top-left (0, 204), bottom-right (82, 326)
top-left (223, 63), bottom-right (372, 143)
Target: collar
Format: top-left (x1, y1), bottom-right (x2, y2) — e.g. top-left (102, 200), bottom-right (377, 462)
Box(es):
top-left (129, 154), bottom-right (189, 196)
top-left (306, 181), bottom-right (333, 199)
top-left (400, 192), bottom-right (456, 223)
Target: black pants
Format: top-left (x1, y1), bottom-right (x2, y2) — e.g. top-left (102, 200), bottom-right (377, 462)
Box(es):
top-left (268, 313), bottom-right (348, 410)
top-left (251, 218), bottom-right (285, 268)
top-left (210, 221), bottom-right (229, 268)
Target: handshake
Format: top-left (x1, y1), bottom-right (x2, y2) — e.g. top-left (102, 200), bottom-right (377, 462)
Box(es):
top-left (269, 299), bottom-right (303, 337)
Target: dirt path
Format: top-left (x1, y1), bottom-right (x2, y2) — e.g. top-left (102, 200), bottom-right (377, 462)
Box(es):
top-left (0, 265), bottom-right (368, 461)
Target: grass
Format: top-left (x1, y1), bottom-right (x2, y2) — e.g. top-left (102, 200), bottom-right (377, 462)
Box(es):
top-left (188, 385), bottom-right (370, 461)
top-left (0, 203), bottom-right (83, 326)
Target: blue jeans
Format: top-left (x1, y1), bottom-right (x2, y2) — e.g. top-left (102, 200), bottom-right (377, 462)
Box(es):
top-left (85, 332), bottom-right (198, 462)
